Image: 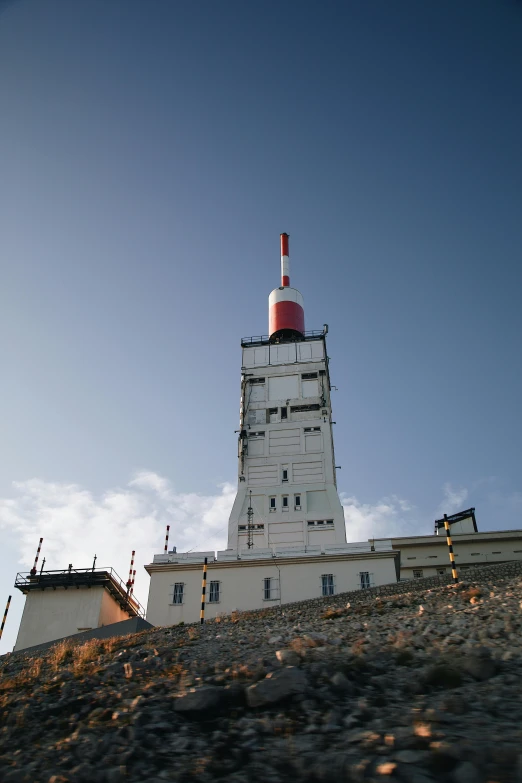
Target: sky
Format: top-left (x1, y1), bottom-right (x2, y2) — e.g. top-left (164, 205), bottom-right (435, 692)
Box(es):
top-left (0, 0), bottom-right (521, 653)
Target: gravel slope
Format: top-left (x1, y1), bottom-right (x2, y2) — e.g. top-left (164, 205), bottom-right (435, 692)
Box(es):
top-left (1, 564), bottom-right (522, 783)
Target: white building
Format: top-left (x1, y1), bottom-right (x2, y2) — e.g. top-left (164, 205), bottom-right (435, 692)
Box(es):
top-left (145, 234), bottom-right (400, 625)
top-left (376, 508), bottom-right (522, 581)
top-left (14, 566), bottom-right (144, 652)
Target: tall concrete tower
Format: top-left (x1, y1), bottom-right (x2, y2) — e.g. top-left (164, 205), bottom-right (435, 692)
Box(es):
top-left (227, 234), bottom-right (347, 552)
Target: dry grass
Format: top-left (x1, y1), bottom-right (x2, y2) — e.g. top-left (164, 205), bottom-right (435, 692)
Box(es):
top-left (48, 640), bottom-right (74, 669)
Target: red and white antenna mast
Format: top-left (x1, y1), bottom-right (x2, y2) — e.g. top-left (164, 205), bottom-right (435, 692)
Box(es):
top-left (269, 233), bottom-right (305, 341)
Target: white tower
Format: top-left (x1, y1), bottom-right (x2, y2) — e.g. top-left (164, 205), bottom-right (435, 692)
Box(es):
top-left (227, 234), bottom-right (347, 552)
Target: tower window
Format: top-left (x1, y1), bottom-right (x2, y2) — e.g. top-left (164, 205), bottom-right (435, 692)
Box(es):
top-left (301, 372), bottom-right (318, 380)
top-left (282, 496), bottom-right (289, 510)
top-left (250, 378), bottom-right (265, 384)
top-left (269, 497), bottom-right (276, 512)
top-left (321, 574), bottom-right (335, 596)
top-left (172, 583), bottom-right (184, 604)
top-left (294, 494), bottom-right (301, 509)
top-left (282, 468), bottom-right (288, 482)
top-left (281, 407), bottom-right (287, 420)
top-left (304, 427), bottom-right (321, 432)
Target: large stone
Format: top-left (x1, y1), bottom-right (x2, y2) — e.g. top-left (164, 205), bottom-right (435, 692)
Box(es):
top-left (245, 666), bottom-right (308, 707)
top-left (174, 686), bottom-right (225, 713)
top-left (460, 655), bottom-right (496, 681)
top-left (276, 649), bottom-right (301, 666)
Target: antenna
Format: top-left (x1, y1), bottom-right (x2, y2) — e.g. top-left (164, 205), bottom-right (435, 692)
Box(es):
top-left (164, 524), bottom-right (170, 553)
top-left (92, 554), bottom-right (97, 571)
top-left (30, 538), bottom-right (43, 576)
top-left (247, 491), bottom-right (254, 549)
top-left (39, 557), bottom-right (46, 575)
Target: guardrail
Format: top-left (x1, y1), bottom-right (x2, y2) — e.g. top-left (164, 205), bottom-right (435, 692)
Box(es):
top-left (241, 329), bottom-right (326, 346)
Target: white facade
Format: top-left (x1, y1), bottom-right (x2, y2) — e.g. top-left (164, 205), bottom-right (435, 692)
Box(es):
top-left (379, 528), bottom-right (522, 581)
top-left (14, 584), bottom-right (132, 652)
top-left (227, 333), bottom-right (347, 551)
top-left (145, 544), bottom-right (400, 626)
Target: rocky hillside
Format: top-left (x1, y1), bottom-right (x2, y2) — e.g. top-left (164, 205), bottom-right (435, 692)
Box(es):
top-left (1, 562), bottom-right (522, 783)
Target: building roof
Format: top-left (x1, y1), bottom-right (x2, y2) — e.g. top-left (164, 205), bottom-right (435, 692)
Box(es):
top-left (14, 567), bottom-right (145, 617)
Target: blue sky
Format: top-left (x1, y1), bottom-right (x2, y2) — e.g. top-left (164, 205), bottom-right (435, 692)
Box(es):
top-left (1, 0), bottom-right (521, 652)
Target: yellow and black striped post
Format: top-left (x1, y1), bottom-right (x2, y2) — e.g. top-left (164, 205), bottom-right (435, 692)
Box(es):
top-left (0, 596), bottom-right (12, 641)
top-left (444, 514), bottom-right (459, 584)
top-left (200, 557), bottom-right (208, 625)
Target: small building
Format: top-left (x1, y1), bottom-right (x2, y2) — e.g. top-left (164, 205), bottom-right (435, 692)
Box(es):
top-left (14, 566), bottom-right (145, 652)
top-left (372, 508), bottom-right (522, 581)
top-left (145, 542), bottom-right (400, 626)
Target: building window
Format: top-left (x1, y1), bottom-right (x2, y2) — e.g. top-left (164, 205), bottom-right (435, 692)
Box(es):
top-left (209, 581), bottom-right (220, 603)
top-left (436, 568), bottom-right (446, 575)
top-left (172, 583), bottom-right (184, 604)
top-left (321, 574), bottom-right (335, 596)
top-left (359, 572), bottom-right (372, 589)
top-left (238, 525), bottom-right (246, 530)
top-left (250, 377), bottom-right (265, 384)
top-left (492, 551), bottom-right (501, 554)
top-left (413, 570), bottom-right (423, 579)
top-left (282, 468), bottom-right (288, 482)
top-left (304, 427), bottom-right (321, 432)
top-left (281, 406), bottom-right (288, 420)
top-left (406, 557), bottom-right (417, 560)
top-left (471, 553), bottom-right (480, 556)
top-left (295, 494), bottom-right (301, 509)
top-left (269, 497), bottom-right (276, 512)
top-left (326, 519), bottom-right (333, 525)
top-left (302, 372), bottom-right (318, 380)
top-left (428, 555), bottom-right (438, 559)
top-left (263, 577), bottom-right (279, 601)
top-left (282, 496), bottom-right (289, 511)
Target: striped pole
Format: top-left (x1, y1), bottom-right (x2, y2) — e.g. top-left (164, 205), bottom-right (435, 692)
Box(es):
top-left (444, 514), bottom-right (459, 584)
top-left (130, 569), bottom-right (136, 597)
top-left (126, 550), bottom-right (135, 593)
top-left (281, 232), bottom-right (290, 287)
top-left (0, 596), bottom-right (11, 641)
top-left (164, 525), bottom-right (170, 553)
top-left (200, 557), bottom-right (208, 625)
top-left (30, 537), bottom-right (43, 576)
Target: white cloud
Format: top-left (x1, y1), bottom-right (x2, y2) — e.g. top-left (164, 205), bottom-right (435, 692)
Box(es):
top-left (439, 483), bottom-right (468, 516)
top-left (0, 472), bottom-right (235, 610)
top-left (340, 493), bottom-right (423, 541)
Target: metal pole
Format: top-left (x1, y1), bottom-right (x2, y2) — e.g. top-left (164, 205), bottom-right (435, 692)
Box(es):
top-left (30, 538), bottom-right (43, 576)
top-left (247, 491), bottom-right (254, 549)
top-left (126, 551), bottom-right (135, 594)
top-left (444, 514), bottom-right (459, 584)
top-left (92, 554), bottom-right (97, 571)
top-left (0, 596), bottom-right (12, 641)
top-left (164, 525), bottom-right (170, 553)
top-left (39, 557), bottom-right (46, 576)
top-left (200, 557), bottom-right (208, 625)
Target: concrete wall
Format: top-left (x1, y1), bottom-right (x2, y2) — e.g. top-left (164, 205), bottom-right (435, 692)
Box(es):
top-left (390, 531), bottom-right (522, 580)
top-left (99, 590), bottom-right (133, 627)
top-left (14, 587), bottom-right (134, 652)
top-left (14, 587), bottom-right (104, 651)
top-left (146, 553), bottom-right (398, 626)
